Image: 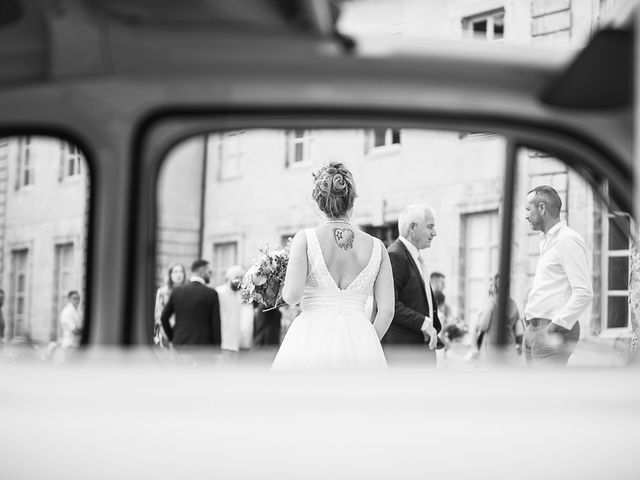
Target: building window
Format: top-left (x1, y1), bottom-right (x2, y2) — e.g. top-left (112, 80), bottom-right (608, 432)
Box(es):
top-left (218, 131), bottom-right (244, 180)
top-left (362, 223), bottom-right (398, 247)
top-left (53, 243), bottom-right (74, 340)
top-left (60, 141), bottom-right (82, 180)
top-left (10, 249), bottom-right (29, 339)
top-left (16, 136), bottom-right (33, 189)
top-left (212, 241), bottom-right (238, 286)
top-left (602, 212), bottom-right (633, 331)
top-left (366, 128), bottom-right (401, 153)
top-left (286, 129), bottom-right (314, 166)
top-left (462, 9), bottom-right (505, 40)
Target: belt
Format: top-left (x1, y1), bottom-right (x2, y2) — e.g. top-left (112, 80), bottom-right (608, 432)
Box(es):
top-left (525, 317), bottom-right (551, 327)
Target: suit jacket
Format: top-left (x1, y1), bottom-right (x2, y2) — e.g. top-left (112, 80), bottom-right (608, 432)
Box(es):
top-left (383, 239), bottom-right (441, 344)
top-left (253, 306), bottom-right (282, 347)
top-left (160, 281), bottom-right (221, 346)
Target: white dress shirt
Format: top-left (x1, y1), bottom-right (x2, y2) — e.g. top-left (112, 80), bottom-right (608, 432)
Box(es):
top-left (525, 221), bottom-right (594, 329)
top-left (399, 236), bottom-right (434, 326)
top-left (216, 283), bottom-right (242, 352)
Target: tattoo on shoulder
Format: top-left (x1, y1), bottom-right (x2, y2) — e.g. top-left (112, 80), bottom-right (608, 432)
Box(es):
top-left (333, 227), bottom-right (355, 251)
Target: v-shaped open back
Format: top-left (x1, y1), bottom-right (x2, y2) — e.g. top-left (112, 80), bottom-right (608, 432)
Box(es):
top-left (309, 229), bottom-right (375, 291)
top-left (304, 228), bottom-right (382, 296)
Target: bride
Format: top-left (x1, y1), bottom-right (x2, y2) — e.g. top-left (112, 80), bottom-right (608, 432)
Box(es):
top-left (271, 162), bottom-right (394, 370)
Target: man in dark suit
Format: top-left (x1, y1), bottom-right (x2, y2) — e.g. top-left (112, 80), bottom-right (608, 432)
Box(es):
top-left (160, 259), bottom-right (221, 347)
top-left (253, 305), bottom-right (282, 347)
top-left (383, 204), bottom-right (442, 366)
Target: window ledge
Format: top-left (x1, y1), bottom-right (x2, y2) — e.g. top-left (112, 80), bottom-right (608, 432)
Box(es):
top-left (218, 174), bottom-right (243, 182)
top-left (60, 176), bottom-right (82, 184)
top-left (367, 144), bottom-right (401, 158)
top-left (287, 160), bottom-right (313, 170)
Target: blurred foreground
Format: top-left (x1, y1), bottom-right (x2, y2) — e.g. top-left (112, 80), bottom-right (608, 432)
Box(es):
top-left (0, 346), bottom-right (639, 479)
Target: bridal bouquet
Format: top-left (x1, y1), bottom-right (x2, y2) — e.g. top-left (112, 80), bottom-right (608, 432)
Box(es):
top-left (239, 240), bottom-right (291, 310)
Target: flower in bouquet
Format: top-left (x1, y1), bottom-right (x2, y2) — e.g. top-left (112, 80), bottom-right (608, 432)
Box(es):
top-left (240, 240), bottom-right (291, 310)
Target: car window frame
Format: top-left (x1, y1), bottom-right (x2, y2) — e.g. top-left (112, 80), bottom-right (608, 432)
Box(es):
top-left (128, 108), bottom-right (633, 348)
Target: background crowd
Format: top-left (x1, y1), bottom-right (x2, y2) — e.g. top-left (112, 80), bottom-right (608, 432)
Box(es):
top-left (153, 260), bottom-right (298, 357)
top-left (150, 258), bottom-right (515, 365)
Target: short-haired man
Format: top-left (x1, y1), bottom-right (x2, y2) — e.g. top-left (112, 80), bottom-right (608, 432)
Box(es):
top-left (161, 259), bottom-right (221, 347)
top-left (524, 185), bottom-right (593, 366)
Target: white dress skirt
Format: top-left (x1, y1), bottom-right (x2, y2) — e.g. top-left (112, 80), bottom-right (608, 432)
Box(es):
top-left (271, 229), bottom-right (387, 371)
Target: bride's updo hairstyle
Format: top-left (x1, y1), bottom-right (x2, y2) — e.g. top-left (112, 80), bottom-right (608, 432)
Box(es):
top-left (312, 162), bottom-right (357, 219)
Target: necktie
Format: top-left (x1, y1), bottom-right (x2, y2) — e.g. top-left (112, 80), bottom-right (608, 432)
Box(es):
top-left (418, 253), bottom-right (434, 321)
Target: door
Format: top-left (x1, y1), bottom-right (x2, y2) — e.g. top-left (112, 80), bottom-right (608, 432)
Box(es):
top-left (463, 211), bottom-right (500, 327)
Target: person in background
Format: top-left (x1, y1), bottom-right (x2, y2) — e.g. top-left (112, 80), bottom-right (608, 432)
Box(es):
top-left (253, 305), bottom-right (282, 348)
top-left (466, 274), bottom-right (523, 362)
top-left (238, 304), bottom-right (255, 351)
top-left (430, 272), bottom-right (453, 327)
top-left (216, 265), bottom-right (254, 358)
top-left (160, 259), bottom-right (221, 348)
top-left (0, 289), bottom-right (5, 343)
top-left (429, 271), bottom-right (467, 353)
top-left (523, 185), bottom-right (593, 366)
top-left (154, 263), bottom-right (186, 347)
top-left (59, 291), bottom-right (82, 348)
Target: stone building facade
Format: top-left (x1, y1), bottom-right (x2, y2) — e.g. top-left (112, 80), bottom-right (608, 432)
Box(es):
top-left (0, 136), bottom-right (88, 343)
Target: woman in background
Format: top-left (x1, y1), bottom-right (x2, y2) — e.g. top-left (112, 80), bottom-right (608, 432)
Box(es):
top-left (153, 263), bottom-right (187, 347)
top-left (466, 273), bottom-right (523, 362)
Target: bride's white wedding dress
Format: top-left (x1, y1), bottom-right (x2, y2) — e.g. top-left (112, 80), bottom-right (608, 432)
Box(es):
top-left (272, 228), bottom-right (387, 370)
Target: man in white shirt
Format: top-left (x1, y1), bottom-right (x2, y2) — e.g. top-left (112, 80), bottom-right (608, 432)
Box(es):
top-left (524, 186), bottom-right (593, 366)
top-left (59, 290), bottom-right (82, 348)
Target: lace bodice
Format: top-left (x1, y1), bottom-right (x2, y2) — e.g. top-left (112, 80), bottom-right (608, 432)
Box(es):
top-left (301, 228), bottom-right (382, 314)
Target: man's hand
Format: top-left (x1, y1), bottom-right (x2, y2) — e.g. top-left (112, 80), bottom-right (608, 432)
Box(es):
top-left (421, 317), bottom-right (438, 350)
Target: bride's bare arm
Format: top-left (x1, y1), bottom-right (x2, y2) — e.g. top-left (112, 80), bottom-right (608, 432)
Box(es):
top-left (373, 245), bottom-right (394, 339)
top-left (282, 231), bottom-right (308, 306)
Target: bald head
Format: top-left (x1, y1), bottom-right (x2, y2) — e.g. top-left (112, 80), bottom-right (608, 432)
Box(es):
top-left (225, 265), bottom-right (245, 282)
top-left (225, 265), bottom-right (245, 292)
